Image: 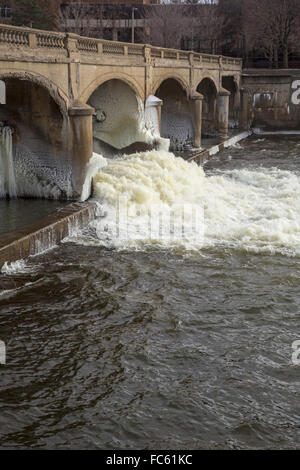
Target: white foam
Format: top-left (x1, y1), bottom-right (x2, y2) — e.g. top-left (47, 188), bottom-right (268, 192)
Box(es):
top-left (1, 259), bottom-right (29, 275)
top-left (80, 152), bottom-right (108, 202)
top-left (209, 145), bottom-right (219, 156)
top-left (223, 132), bottom-right (251, 148)
top-left (80, 150), bottom-right (300, 255)
top-left (145, 95), bottom-right (162, 138)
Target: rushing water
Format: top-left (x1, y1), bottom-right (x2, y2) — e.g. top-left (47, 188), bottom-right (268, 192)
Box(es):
top-left (0, 135), bottom-right (299, 449)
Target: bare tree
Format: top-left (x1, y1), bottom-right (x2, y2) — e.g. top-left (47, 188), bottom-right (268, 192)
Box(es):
top-left (242, 0), bottom-right (300, 68)
top-left (187, 0), bottom-right (224, 51)
top-left (59, 0), bottom-right (92, 36)
top-left (59, 0), bottom-right (107, 38)
top-left (142, 4), bottom-right (188, 49)
top-left (142, 1), bottom-right (223, 51)
top-left (11, 0), bottom-right (61, 30)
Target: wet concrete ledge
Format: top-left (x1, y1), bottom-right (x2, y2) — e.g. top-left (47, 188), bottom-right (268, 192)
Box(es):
top-left (188, 131), bottom-right (252, 165)
top-left (0, 202), bottom-right (97, 269)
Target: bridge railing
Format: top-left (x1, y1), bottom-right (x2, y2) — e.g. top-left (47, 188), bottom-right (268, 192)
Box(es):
top-left (0, 23), bottom-right (242, 69)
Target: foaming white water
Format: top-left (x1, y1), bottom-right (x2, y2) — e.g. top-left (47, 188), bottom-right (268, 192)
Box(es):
top-left (0, 125), bottom-right (17, 198)
top-left (204, 167), bottom-right (300, 254)
top-left (88, 150), bottom-right (204, 249)
top-left (76, 150), bottom-right (300, 255)
top-left (81, 153), bottom-right (108, 202)
top-left (1, 259), bottom-right (29, 275)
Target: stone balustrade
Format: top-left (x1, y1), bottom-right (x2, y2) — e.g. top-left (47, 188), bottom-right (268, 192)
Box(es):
top-left (0, 22), bottom-right (243, 200)
top-left (0, 23), bottom-right (242, 70)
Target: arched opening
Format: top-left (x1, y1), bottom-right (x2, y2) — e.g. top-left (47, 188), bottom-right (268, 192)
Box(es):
top-left (0, 77), bottom-right (72, 199)
top-left (197, 78), bottom-right (218, 137)
top-left (222, 76), bottom-right (239, 127)
top-left (156, 78), bottom-right (194, 152)
top-left (87, 79), bottom-right (153, 158)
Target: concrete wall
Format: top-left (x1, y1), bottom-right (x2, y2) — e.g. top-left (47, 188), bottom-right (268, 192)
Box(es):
top-left (0, 202), bottom-right (97, 269)
top-left (241, 70), bottom-right (300, 130)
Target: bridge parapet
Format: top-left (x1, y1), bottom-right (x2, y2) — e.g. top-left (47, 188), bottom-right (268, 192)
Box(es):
top-left (0, 23), bottom-right (65, 49)
top-left (0, 23), bottom-right (242, 72)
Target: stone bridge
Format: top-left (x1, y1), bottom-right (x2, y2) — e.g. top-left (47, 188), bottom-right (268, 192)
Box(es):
top-left (0, 24), bottom-right (242, 198)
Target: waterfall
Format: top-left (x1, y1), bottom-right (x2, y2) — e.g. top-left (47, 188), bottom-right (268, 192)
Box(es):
top-left (0, 125), bottom-right (17, 198)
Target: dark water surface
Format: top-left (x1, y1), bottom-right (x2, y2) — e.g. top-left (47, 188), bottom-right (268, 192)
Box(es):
top-left (0, 199), bottom-right (68, 237)
top-left (0, 135), bottom-right (299, 449)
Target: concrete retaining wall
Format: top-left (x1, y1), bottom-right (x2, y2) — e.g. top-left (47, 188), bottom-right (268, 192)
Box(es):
top-left (188, 131), bottom-right (252, 165)
top-left (242, 70), bottom-right (300, 130)
top-left (0, 202), bottom-right (97, 269)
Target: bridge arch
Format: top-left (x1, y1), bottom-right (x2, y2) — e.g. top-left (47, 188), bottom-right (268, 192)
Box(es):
top-left (197, 77), bottom-right (218, 137)
top-left (86, 77), bottom-right (150, 157)
top-left (0, 72), bottom-right (74, 199)
top-left (152, 74), bottom-right (190, 98)
top-left (222, 75), bottom-right (239, 125)
top-left (0, 70), bottom-right (69, 115)
top-left (81, 71), bottom-right (144, 105)
top-left (195, 74), bottom-right (218, 94)
top-left (155, 77), bottom-right (194, 151)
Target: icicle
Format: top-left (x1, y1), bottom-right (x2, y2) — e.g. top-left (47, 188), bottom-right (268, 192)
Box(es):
top-left (0, 125), bottom-right (17, 198)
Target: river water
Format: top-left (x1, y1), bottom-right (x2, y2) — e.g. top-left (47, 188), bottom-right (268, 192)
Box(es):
top-left (0, 135), bottom-right (299, 449)
top-left (0, 199), bottom-right (68, 238)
